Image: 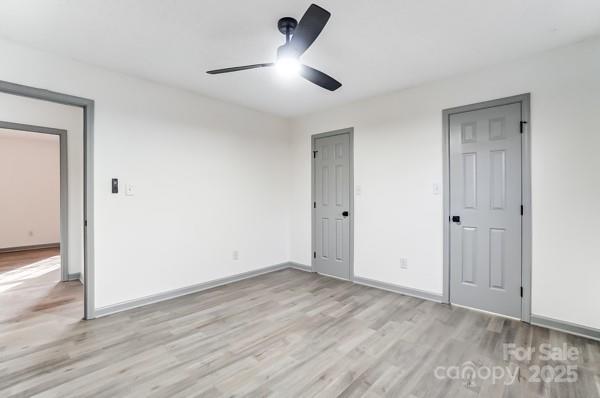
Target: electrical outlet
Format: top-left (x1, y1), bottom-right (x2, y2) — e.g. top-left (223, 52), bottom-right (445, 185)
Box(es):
top-left (232, 250), bottom-right (239, 261)
top-left (400, 257), bottom-right (408, 269)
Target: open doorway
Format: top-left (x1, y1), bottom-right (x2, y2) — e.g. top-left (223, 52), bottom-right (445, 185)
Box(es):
top-left (0, 124), bottom-right (83, 320)
top-left (0, 124), bottom-right (68, 278)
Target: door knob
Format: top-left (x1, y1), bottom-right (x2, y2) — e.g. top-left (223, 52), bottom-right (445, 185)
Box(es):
top-left (451, 216), bottom-right (461, 223)
top-left (342, 211), bottom-right (349, 217)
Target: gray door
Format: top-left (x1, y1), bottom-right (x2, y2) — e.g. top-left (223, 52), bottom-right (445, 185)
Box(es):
top-left (449, 103), bottom-right (522, 318)
top-left (314, 133), bottom-right (351, 280)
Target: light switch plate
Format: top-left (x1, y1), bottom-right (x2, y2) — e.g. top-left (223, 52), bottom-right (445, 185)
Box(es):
top-left (125, 184), bottom-right (135, 196)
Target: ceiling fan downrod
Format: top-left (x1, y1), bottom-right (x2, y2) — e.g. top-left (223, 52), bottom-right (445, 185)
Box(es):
top-left (277, 17), bottom-right (298, 44)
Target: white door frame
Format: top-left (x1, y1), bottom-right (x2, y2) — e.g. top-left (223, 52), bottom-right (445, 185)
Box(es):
top-left (0, 80), bottom-right (95, 320)
top-left (442, 93), bottom-right (531, 322)
top-left (311, 127), bottom-right (355, 281)
top-left (0, 121), bottom-right (71, 281)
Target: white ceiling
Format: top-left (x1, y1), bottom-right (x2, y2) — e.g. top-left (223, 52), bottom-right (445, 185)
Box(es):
top-left (0, 1), bottom-right (599, 117)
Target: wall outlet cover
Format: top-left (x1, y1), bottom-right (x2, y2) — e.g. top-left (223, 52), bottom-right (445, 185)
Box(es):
top-left (400, 258), bottom-right (408, 269)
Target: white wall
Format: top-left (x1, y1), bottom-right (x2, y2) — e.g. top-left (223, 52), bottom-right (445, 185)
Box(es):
top-left (2, 34), bottom-right (598, 331)
top-left (0, 38), bottom-right (291, 309)
top-left (0, 130), bottom-right (60, 248)
top-left (0, 93), bottom-right (84, 278)
top-left (290, 37), bottom-right (600, 330)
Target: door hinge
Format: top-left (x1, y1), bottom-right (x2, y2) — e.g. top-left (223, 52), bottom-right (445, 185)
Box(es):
top-left (520, 286), bottom-right (523, 297)
top-left (313, 251), bottom-right (316, 259)
top-left (520, 121), bottom-right (527, 134)
top-left (313, 201), bottom-right (316, 209)
top-left (520, 205), bottom-right (524, 216)
top-left (84, 220), bottom-right (88, 227)
top-left (313, 150), bottom-right (318, 159)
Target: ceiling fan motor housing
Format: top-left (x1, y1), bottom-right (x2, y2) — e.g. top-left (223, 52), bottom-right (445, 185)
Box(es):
top-left (278, 17), bottom-right (298, 35)
top-left (277, 43), bottom-right (298, 60)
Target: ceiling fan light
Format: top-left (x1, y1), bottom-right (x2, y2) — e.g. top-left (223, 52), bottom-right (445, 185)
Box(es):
top-left (275, 57), bottom-right (300, 77)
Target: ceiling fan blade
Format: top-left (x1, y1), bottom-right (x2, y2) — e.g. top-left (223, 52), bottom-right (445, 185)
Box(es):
top-left (299, 65), bottom-right (341, 91)
top-left (289, 4), bottom-right (331, 56)
top-left (206, 63), bottom-right (274, 74)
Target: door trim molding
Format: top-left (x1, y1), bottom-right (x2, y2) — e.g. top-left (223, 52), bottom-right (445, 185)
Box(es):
top-left (0, 121), bottom-right (69, 282)
top-left (0, 80), bottom-right (95, 320)
top-left (311, 127), bottom-right (354, 281)
top-left (442, 93), bottom-right (532, 322)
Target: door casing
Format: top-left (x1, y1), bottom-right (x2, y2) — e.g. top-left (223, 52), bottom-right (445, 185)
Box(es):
top-left (442, 93), bottom-right (531, 322)
top-left (0, 80), bottom-right (95, 320)
top-left (311, 127), bottom-right (354, 281)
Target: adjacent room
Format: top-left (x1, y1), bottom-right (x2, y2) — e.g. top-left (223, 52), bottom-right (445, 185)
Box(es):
top-left (0, 1), bottom-right (599, 397)
top-left (0, 127), bottom-right (82, 324)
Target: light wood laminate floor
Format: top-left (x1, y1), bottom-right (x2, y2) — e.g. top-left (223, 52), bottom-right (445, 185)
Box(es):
top-left (1, 250), bottom-right (599, 397)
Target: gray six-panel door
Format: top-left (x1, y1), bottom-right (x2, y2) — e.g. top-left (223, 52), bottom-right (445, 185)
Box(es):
top-left (314, 133), bottom-right (351, 280)
top-left (449, 103), bottom-right (522, 318)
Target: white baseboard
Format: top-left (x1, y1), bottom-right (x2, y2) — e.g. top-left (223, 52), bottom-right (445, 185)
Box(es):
top-left (92, 261), bottom-right (600, 343)
top-left (0, 243), bottom-right (59, 253)
top-left (531, 315), bottom-right (600, 342)
top-left (288, 262), bottom-right (313, 272)
top-left (94, 262), bottom-right (292, 318)
top-left (353, 276), bottom-right (443, 302)
top-left (67, 272), bottom-right (81, 281)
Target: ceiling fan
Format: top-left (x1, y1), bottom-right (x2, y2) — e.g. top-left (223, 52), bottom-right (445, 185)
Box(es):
top-left (206, 4), bottom-right (341, 91)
